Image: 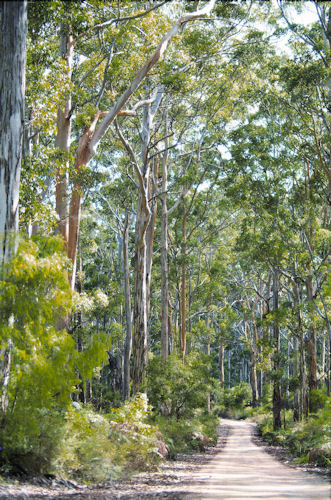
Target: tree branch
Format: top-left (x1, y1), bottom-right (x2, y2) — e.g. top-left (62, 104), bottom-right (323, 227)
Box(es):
top-left (114, 118), bottom-right (144, 194)
top-left (90, 0), bottom-right (216, 153)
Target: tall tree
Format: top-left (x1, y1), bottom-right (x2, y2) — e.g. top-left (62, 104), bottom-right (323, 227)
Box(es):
top-left (0, 0), bottom-right (28, 412)
top-left (63, 0), bottom-right (216, 290)
top-left (0, 1), bottom-right (27, 265)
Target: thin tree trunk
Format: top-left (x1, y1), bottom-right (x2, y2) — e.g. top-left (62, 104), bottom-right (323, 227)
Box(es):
top-left (146, 154), bottom-right (158, 318)
top-left (292, 273), bottom-right (301, 421)
top-left (327, 336), bottom-right (330, 396)
top-left (251, 318), bottom-right (259, 406)
top-left (206, 339), bottom-right (211, 414)
top-left (272, 270), bottom-right (282, 430)
top-left (168, 292), bottom-right (173, 354)
top-left (160, 151), bottom-right (169, 361)
top-left (227, 349), bottom-right (231, 388)
top-left (300, 330), bottom-right (309, 418)
top-left (131, 188), bottom-right (150, 393)
top-left (131, 92), bottom-right (162, 394)
top-left (180, 205), bottom-right (187, 361)
top-left (306, 272), bottom-right (318, 402)
top-left (293, 336), bottom-right (300, 421)
top-left (1, 338), bottom-right (13, 412)
top-left (219, 340), bottom-right (225, 389)
top-left (321, 335), bottom-right (326, 385)
top-left (123, 211), bottom-right (132, 400)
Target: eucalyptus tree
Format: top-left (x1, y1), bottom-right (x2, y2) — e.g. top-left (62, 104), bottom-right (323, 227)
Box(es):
top-left (0, 1), bottom-right (27, 265)
top-left (52, 0), bottom-right (217, 290)
top-left (0, 1), bottom-right (28, 412)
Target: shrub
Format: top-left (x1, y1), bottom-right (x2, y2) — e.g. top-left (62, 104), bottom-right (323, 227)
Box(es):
top-left (214, 382), bottom-right (252, 419)
top-left (258, 395), bottom-right (331, 467)
top-left (0, 236), bottom-right (76, 475)
top-left (147, 352), bottom-right (213, 419)
top-left (55, 404), bottom-right (117, 482)
top-left (56, 394), bottom-right (164, 482)
top-left (154, 413), bottom-right (218, 457)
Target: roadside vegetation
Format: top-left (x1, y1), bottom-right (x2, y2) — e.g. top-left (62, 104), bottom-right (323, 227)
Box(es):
top-left (256, 392), bottom-right (331, 468)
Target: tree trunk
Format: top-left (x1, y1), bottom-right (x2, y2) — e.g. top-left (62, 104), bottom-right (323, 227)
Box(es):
top-left (219, 340), bottom-right (225, 389)
top-left (180, 205), bottom-right (187, 361)
top-left (272, 270), bottom-right (282, 430)
top-left (327, 336), bottom-right (330, 396)
top-left (0, 338), bottom-right (13, 412)
top-left (306, 272), bottom-right (318, 403)
top-left (55, 24), bottom-right (73, 247)
top-left (300, 329), bottom-right (309, 418)
top-left (123, 211), bottom-right (132, 401)
top-left (293, 336), bottom-right (300, 422)
top-left (131, 92), bottom-right (162, 394)
top-left (160, 152), bottom-right (169, 361)
top-left (132, 191), bottom-right (150, 393)
top-left (145, 154), bottom-right (158, 318)
top-left (168, 292), bottom-right (174, 354)
top-left (0, 1), bottom-right (27, 412)
top-left (206, 339), bottom-right (211, 414)
top-left (227, 349), bottom-right (231, 388)
top-left (251, 318), bottom-right (259, 406)
top-left (0, 0), bottom-right (27, 265)
top-left (292, 275), bottom-right (301, 421)
top-left (321, 335), bottom-right (326, 386)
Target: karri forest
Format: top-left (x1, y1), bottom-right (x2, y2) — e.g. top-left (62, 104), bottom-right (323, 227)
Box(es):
top-left (0, 0), bottom-right (330, 494)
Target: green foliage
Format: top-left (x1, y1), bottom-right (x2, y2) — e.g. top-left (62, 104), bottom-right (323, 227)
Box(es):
top-left (57, 394), bottom-right (163, 481)
top-left (154, 413), bottom-right (218, 457)
top-left (56, 404), bottom-right (117, 482)
top-left (147, 353), bottom-right (213, 419)
top-left (0, 236), bottom-right (76, 474)
top-left (214, 383), bottom-right (253, 419)
top-left (259, 396), bottom-right (331, 468)
top-left (146, 354), bottom-right (218, 457)
top-left (309, 389), bottom-right (328, 414)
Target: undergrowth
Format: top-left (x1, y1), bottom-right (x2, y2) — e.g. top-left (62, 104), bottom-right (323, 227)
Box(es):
top-left (153, 412), bottom-right (218, 457)
top-left (54, 393), bottom-right (164, 481)
top-left (258, 396), bottom-right (331, 468)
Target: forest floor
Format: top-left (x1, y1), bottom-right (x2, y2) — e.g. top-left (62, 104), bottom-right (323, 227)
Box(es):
top-left (0, 419), bottom-right (330, 499)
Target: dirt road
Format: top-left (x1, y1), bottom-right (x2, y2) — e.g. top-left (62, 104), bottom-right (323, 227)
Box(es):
top-left (185, 419), bottom-right (330, 499)
top-left (0, 419), bottom-right (330, 499)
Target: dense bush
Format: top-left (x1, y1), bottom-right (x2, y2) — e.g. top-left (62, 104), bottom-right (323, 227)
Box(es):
top-left (213, 382), bottom-right (253, 419)
top-left (259, 395), bottom-right (331, 468)
top-left (154, 413), bottom-right (218, 457)
top-left (147, 352), bottom-right (213, 419)
top-left (56, 394), bottom-right (164, 481)
top-left (0, 236), bottom-right (76, 474)
top-left (147, 353), bottom-right (218, 456)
